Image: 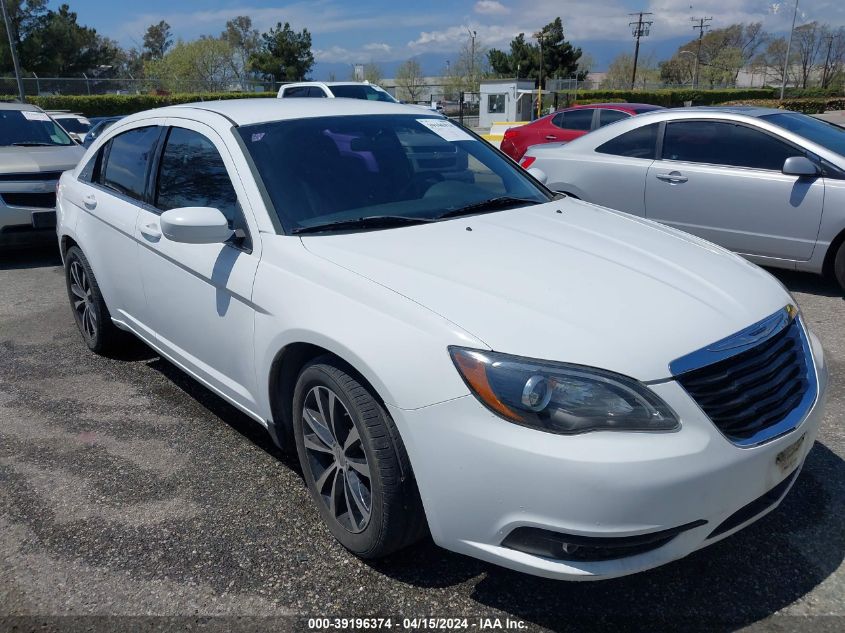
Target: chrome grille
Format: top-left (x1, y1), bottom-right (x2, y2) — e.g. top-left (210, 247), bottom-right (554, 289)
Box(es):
top-left (673, 309), bottom-right (816, 447)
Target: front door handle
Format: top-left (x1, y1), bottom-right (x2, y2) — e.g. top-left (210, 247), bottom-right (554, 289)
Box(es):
top-left (545, 135), bottom-right (557, 140)
top-left (139, 222), bottom-right (162, 241)
top-left (83, 194), bottom-right (97, 209)
top-left (656, 171), bottom-right (688, 184)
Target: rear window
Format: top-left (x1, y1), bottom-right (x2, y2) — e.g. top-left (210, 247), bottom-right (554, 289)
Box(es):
top-left (56, 117), bottom-right (91, 133)
top-left (596, 123), bottom-right (659, 159)
top-left (330, 85), bottom-right (397, 102)
top-left (0, 110), bottom-right (74, 146)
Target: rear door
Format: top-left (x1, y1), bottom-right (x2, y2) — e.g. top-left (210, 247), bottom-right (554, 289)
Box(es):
top-left (72, 121), bottom-right (165, 339)
top-left (645, 119), bottom-right (824, 261)
top-left (134, 119), bottom-right (262, 413)
top-left (597, 109), bottom-right (631, 129)
top-left (554, 108), bottom-right (595, 142)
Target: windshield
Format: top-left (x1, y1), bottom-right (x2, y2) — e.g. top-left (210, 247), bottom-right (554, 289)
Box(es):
top-left (56, 117), bottom-right (91, 133)
top-left (760, 112), bottom-right (845, 157)
top-left (238, 114), bottom-right (551, 233)
top-left (0, 110), bottom-right (74, 146)
top-left (330, 85), bottom-right (398, 103)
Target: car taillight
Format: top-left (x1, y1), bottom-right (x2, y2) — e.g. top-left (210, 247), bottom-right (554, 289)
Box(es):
top-left (520, 156), bottom-right (536, 169)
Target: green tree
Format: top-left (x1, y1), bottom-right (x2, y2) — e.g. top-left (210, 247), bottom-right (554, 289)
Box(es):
top-left (145, 36), bottom-right (236, 92)
top-left (223, 15), bottom-right (259, 81)
top-left (600, 52), bottom-right (659, 89)
top-left (487, 18), bottom-right (584, 85)
top-left (143, 20), bottom-right (172, 61)
top-left (355, 61), bottom-right (382, 84)
top-left (395, 58), bottom-right (426, 101)
top-left (250, 22), bottom-right (313, 81)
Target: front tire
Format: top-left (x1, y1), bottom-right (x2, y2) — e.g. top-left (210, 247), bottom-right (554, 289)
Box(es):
top-left (64, 245), bottom-right (127, 355)
top-left (292, 357), bottom-right (426, 558)
top-left (834, 241), bottom-right (845, 293)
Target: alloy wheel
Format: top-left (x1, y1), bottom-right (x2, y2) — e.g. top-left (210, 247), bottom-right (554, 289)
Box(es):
top-left (301, 385), bottom-right (372, 533)
top-left (69, 259), bottom-right (97, 339)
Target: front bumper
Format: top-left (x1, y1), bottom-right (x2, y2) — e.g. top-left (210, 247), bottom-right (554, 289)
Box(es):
top-left (389, 333), bottom-right (828, 581)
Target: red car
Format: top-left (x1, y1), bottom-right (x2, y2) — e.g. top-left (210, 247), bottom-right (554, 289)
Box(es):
top-left (500, 103), bottom-right (664, 161)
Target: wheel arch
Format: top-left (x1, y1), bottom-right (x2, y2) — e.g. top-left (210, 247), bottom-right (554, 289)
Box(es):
top-left (822, 226), bottom-right (845, 279)
top-left (267, 341), bottom-right (390, 451)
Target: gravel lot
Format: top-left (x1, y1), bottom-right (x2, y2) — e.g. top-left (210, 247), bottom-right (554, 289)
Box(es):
top-left (1, 245), bottom-right (843, 632)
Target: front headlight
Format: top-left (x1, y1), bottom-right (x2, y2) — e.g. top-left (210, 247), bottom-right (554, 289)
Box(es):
top-left (449, 347), bottom-right (679, 435)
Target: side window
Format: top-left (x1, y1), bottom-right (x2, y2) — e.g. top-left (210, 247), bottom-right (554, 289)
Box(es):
top-left (78, 150), bottom-right (101, 182)
top-left (598, 109), bottom-right (630, 127)
top-left (561, 109), bottom-right (593, 131)
top-left (284, 86), bottom-right (307, 97)
top-left (155, 127), bottom-right (249, 246)
top-left (551, 112), bottom-right (565, 128)
top-left (101, 126), bottom-right (161, 201)
top-left (663, 121), bottom-right (801, 170)
top-left (307, 87), bottom-right (328, 98)
top-left (596, 123), bottom-right (659, 159)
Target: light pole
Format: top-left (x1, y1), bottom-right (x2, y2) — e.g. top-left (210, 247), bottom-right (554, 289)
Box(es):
top-left (467, 27), bottom-right (477, 91)
top-left (0, 0), bottom-right (25, 101)
top-left (678, 50), bottom-right (697, 87)
top-left (780, 0), bottom-right (799, 100)
top-left (534, 30), bottom-right (544, 118)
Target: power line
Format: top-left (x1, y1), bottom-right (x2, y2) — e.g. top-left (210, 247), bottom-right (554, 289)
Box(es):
top-left (690, 16), bottom-right (712, 88)
top-left (629, 12), bottom-right (653, 90)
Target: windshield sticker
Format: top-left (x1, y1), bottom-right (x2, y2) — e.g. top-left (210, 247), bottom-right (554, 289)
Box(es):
top-left (416, 118), bottom-right (475, 142)
top-left (21, 111), bottom-right (51, 122)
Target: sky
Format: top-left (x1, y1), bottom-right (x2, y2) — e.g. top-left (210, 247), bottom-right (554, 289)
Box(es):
top-left (57, 0), bottom-right (845, 71)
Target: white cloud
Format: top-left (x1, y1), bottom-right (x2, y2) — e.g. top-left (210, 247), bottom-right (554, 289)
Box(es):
top-left (363, 42), bottom-right (392, 53)
top-left (474, 1), bottom-right (511, 15)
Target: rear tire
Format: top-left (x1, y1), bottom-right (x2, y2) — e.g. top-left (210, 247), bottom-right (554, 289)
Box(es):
top-left (834, 241), bottom-right (845, 293)
top-left (292, 357), bottom-right (426, 558)
top-left (64, 245), bottom-right (129, 355)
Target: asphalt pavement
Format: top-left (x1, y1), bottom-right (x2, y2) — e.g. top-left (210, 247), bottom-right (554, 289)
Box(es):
top-left (1, 245), bottom-right (843, 632)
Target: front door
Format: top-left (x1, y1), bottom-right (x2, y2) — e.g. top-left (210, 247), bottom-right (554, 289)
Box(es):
top-left (645, 119), bottom-right (824, 262)
top-left (134, 119), bottom-right (262, 414)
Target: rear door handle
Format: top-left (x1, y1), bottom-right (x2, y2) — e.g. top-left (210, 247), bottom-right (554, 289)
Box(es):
top-left (545, 135), bottom-right (557, 140)
top-left (139, 222), bottom-right (162, 241)
top-left (83, 194), bottom-right (97, 209)
top-left (656, 172), bottom-right (688, 184)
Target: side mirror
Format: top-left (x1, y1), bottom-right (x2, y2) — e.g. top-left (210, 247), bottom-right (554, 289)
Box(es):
top-left (782, 156), bottom-right (819, 177)
top-left (527, 167), bottom-right (548, 185)
top-left (160, 207), bottom-right (233, 244)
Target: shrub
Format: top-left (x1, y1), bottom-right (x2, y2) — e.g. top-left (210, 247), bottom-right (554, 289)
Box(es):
top-left (5, 92), bottom-right (277, 117)
top-left (567, 88), bottom-right (777, 108)
top-left (718, 97), bottom-right (845, 114)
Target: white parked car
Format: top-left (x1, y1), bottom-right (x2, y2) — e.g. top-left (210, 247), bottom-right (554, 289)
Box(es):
top-left (47, 111), bottom-right (92, 143)
top-left (278, 81), bottom-right (398, 102)
top-left (522, 107), bottom-right (845, 291)
top-left (57, 99), bottom-right (827, 580)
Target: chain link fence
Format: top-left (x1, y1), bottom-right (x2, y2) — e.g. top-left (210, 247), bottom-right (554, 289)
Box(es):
top-left (0, 76), bottom-right (283, 96)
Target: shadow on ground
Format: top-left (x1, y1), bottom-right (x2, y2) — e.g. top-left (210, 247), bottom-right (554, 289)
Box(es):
top-left (0, 244), bottom-right (62, 271)
top-left (768, 268), bottom-right (844, 299)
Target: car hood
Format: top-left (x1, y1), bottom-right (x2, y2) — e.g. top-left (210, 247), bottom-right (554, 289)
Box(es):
top-left (301, 200), bottom-right (790, 381)
top-left (0, 145), bottom-right (84, 174)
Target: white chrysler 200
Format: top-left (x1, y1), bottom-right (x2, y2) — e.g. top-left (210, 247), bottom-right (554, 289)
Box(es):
top-left (56, 99), bottom-right (828, 580)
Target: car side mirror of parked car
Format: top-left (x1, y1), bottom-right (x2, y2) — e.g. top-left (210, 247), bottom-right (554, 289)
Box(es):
top-left (527, 167), bottom-right (548, 184)
top-left (782, 156), bottom-right (819, 177)
top-left (160, 207), bottom-right (234, 245)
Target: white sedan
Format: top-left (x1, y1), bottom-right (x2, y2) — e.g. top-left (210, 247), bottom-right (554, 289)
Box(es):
top-left (56, 98), bottom-right (827, 580)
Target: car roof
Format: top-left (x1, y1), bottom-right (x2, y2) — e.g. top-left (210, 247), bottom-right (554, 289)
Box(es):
top-left (284, 81), bottom-right (380, 87)
top-left (569, 103), bottom-right (663, 110)
top-left (166, 97), bottom-right (436, 126)
top-left (0, 101), bottom-right (39, 112)
top-left (636, 105), bottom-right (784, 118)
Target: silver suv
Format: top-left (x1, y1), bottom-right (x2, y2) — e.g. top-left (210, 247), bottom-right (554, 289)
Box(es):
top-left (0, 103), bottom-right (84, 247)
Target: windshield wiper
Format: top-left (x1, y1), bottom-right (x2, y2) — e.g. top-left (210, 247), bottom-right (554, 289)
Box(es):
top-left (435, 196), bottom-right (542, 220)
top-left (11, 142), bottom-right (55, 147)
top-left (292, 215), bottom-right (435, 235)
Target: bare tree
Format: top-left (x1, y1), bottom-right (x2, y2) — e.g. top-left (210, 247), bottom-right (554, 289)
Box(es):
top-left (820, 26), bottom-right (845, 89)
top-left (794, 22), bottom-right (824, 88)
top-left (395, 58), bottom-right (427, 101)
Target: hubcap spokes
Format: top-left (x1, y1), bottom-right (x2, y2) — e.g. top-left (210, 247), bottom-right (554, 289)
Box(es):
top-left (302, 385), bottom-right (372, 533)
top-left (69, 260), bottom-right (96, 339)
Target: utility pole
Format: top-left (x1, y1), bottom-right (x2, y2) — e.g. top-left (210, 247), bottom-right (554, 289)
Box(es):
top-left (821, 33), bottom-right (834, 88)
top-left (780, 0), bottom-right (799, 100)
top-left (0, 0), bottom-right (25, 101)
top-left (629, 12), bottom-right (653, 90)
top-left (690, 16), bottom-right (712, 89)
top-left (533, 30), bottom-right (544, 117)
top-left (467, 28), bottom-right (477, 91)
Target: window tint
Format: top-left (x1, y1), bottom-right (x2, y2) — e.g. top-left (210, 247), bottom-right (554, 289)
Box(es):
top-left (596, 123), bottom-right (659, 159)
top-left (101, 126), bottom-right (160, 200)
top-left (598, 109), bottom-right (630, 127)
top-left (662, 120), bottom-right (801, 170)
top-left (551, 112), bottom-right (565, 128)
top-left (561, 109), bottom-right (593, 131)
top-left (284, 86), bottom-right (308, 97)
top-left (307, 87), bottom-right (328, 98)
top-left (330, 85), bottom-right (396, 102)
top-left (156, 128), bottom-right (242, 234)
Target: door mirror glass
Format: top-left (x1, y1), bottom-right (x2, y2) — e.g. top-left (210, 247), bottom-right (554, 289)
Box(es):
top-left (160, 207), bottom-right (234, 244)
top-left (782, 155), bottom-right (819, 177)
